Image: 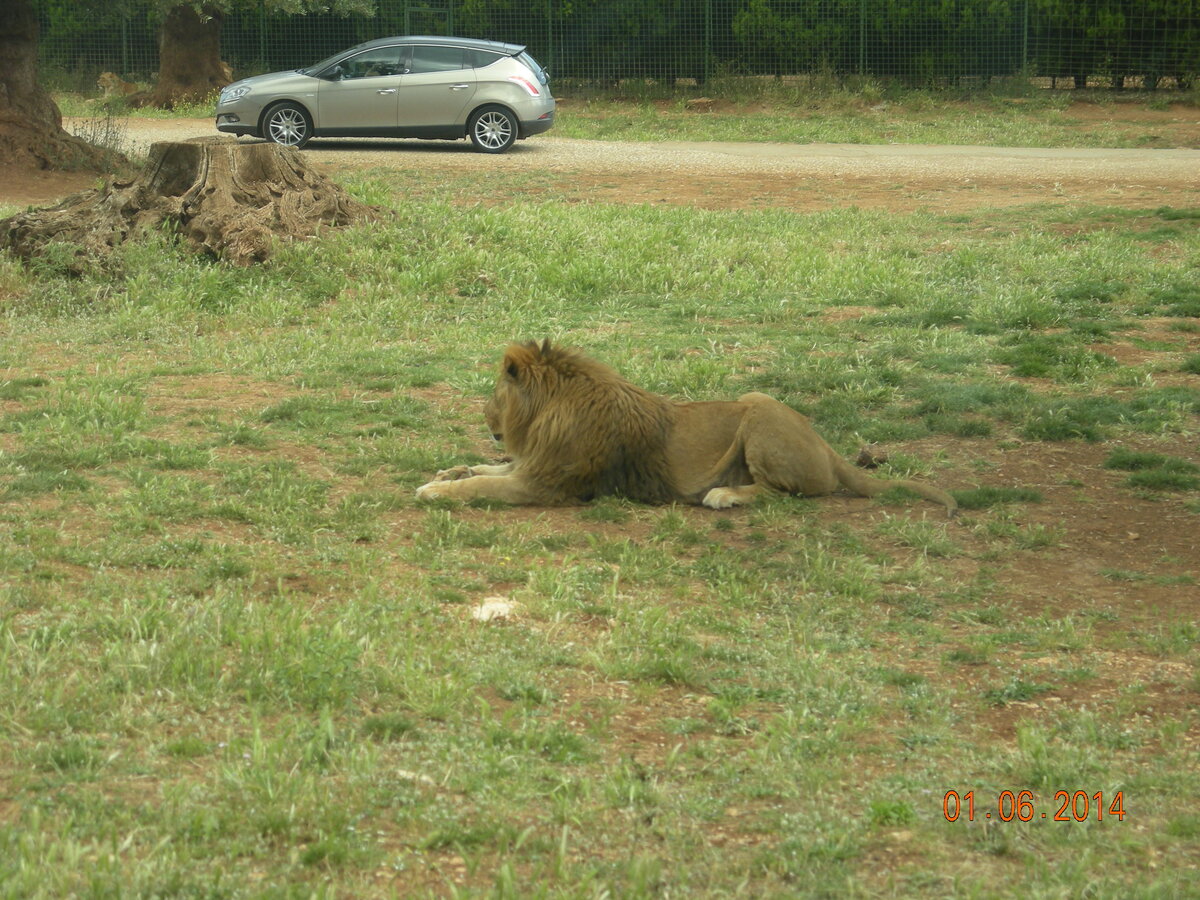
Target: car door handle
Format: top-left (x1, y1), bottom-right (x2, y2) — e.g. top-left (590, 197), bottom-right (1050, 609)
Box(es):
top-left (376, 88), bottom-right (396, 95)
top-left (450, 83), bottom-right (470, 90)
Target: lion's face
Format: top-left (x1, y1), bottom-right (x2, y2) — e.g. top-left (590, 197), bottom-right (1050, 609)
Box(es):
top-left (485, 355), bottom-right (523, 443)
top-left (484, 387), bottom-right (504, 441)
top-left (484, 345), bottom-right (539, 451)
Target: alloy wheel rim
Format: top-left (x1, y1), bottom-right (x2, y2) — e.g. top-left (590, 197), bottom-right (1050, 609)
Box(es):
top-left (475, 112), bottom-right (512, 150)
top-left (269, 109), bottom-right (306, 145)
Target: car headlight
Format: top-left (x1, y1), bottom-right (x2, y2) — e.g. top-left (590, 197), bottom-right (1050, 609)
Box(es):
top-left (219, 85), bottom-right (251, 105)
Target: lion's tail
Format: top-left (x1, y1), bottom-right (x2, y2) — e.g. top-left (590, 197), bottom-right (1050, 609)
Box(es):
top-left (832, 456), bottom-right (958, 518)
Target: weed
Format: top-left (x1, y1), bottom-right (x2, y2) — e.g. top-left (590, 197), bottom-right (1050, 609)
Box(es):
top-left (983, 676), bottom-right (1055, 706)
top-left (946, 646), bottom-right (990, 666)
top-left (360, 713), bottom-right (418, 742)
top-left (951, 486), bottom-right (1043, 509)
top-left (876, 516), bottom-right (960, 557)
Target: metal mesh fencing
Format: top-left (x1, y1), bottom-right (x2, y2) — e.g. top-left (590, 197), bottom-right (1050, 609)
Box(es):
top-left (36, 0), bottom-right (1200, 94)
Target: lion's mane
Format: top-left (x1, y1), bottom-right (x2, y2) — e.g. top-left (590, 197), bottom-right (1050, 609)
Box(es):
top-left (491, 340), bottom-right (677, 503)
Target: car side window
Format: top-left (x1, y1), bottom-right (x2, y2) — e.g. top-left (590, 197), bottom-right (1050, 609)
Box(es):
top-left (408, 46), bottom-right (465, 74)
top-left (342, 47), bottom-right (403, 79)
top-left (467, 50), bottom-right (504, 69)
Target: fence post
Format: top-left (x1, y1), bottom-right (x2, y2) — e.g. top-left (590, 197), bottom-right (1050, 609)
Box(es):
top-left (1022, 0), bottom-right (1029, 74)
top-left (704, 0), bottom-right (713, 85)
top-left (858, 0), bottom-right (866, 76)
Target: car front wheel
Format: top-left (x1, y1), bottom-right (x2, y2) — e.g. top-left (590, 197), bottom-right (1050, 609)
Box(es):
top-left (468, 107), bottom-right (517, 154)
top-left (263, 102), bottom-right (312, 148)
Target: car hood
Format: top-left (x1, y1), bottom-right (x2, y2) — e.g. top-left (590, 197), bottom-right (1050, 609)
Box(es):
top-left (225, 69), bottom-right (321, 94)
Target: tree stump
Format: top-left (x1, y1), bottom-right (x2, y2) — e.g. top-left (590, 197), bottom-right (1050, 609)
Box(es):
top-left (0, 137), bottom-right (378, 270)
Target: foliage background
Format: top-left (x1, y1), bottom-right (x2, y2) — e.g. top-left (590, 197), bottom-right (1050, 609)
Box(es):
top-left (33, 0), bottom-right (1200, 92)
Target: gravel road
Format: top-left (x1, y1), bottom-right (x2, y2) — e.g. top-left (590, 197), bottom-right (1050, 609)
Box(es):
top-left (43, 115), bottom-right (1194, 213)
top-left (107, 116), bottom-right (1200, 182)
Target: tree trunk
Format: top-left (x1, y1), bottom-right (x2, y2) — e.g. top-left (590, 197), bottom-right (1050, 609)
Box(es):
top-left (0, 0), bottom-right (110, 169)
top-left (1, 138), bottom-right (379, 270)
top-left (145, 3), bottom-right (232, 108)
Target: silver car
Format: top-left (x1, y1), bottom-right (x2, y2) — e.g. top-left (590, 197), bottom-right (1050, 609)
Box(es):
top-left (215, 35), bottom-right (554, 153)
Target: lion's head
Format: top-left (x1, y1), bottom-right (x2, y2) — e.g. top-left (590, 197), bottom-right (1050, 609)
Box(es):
top-left (484, 339), bottom-right (562, 455)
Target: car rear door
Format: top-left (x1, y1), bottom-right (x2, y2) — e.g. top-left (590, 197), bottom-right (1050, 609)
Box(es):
top-left (315, 46), bottom-right (404, 131)
top-left (397, 44), bottom-right (477, 129)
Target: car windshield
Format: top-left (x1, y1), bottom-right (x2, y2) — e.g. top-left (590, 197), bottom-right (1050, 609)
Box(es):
top-left (300, 46), bottom-right (364, 76)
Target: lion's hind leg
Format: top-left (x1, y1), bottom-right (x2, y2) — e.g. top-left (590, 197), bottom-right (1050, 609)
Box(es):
top-left (702, 483), bottom-right (763, 509)
top-left (733, 394), bottom-right (957, 516)
top-left (698, 393), bottom-right (834, 509)
top-left (732, 393), bottom-right (842, 499)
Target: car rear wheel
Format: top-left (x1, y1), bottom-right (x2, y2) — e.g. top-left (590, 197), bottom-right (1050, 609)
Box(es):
top-left (468, 107), bottom-right (517, 154)
top-left (263, 102), bottom-right (312, 148)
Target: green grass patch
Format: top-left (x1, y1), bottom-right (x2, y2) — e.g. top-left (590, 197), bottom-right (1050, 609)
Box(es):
top-left (1125, 468), bottom-right (1200, 491)
top-left (0, 173), bottom-right (1197, 898)
top-left (1105, 448), bottom-right (1200, 491)
top-left (551, 91), bottom-right (1199, 150)
top-left (992, 334), bottom-right (1118, 380)
top-left (983, 676), bottom-right (1056, 707)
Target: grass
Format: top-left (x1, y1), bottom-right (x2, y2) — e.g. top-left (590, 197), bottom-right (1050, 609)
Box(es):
top-left (1104, 448), bottom-right (1200, 491)
top-left (547, 82), bottom-right (1199, 148)
top-left (1, 136), bottom-right (1199, 896)
top-left (50, 81), bottom-right (1200, 151)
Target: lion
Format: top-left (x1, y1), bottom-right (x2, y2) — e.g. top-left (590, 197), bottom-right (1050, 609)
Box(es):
top-left (416, 340), bottom-right (957, 516)
top-left (97, 72), bottom-right (139, 98)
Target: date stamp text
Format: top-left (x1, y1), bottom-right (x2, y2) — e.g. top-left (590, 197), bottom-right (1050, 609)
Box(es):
top-left (943, 790), bottom-right (1125, 823)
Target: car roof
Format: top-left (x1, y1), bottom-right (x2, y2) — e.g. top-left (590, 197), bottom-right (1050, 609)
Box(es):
top-left (353, 35), bottom-right (526, 56)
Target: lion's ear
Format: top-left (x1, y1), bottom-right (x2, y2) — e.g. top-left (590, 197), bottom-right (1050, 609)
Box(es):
top-left (540, 338), bottom-right (552, 355)
top-left (502, 343), bottom-right (536, 382)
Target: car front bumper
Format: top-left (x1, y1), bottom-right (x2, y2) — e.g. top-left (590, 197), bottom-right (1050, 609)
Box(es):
top-left (215, 113), bottom-right (259, 138)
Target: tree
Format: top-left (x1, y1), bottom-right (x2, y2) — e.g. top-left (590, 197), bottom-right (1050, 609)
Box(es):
top-left (147, 0), bottom-right (373, 108)
top-left (0, 0), bottom-right (108, 168)
top-left (147, 2), bottom-right (230, 106)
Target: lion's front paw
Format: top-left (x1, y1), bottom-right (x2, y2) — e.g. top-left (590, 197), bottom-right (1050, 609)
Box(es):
top-left (416, 481), bottom-right (451, 501)
top-left (433, 465), bottom-right (474, 482)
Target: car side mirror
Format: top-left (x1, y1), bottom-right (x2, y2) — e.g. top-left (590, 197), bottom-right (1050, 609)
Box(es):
top-left (321, 64), bottom-right (344, 81)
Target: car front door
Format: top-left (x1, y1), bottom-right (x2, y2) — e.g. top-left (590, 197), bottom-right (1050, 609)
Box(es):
top-left (398, 45), bottom-right (477, 129)
top-left (315, 46), bottom-right (404, 132)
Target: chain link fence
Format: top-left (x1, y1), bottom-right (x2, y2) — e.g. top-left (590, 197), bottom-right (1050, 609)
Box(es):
top-left (36, 0), bottom-right (1200, 94)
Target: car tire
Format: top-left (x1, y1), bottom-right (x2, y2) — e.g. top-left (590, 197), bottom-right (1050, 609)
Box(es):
top-left (468, 106), bottom-right (517, 154)
top-left (262, 102), bottom-right (313, 148)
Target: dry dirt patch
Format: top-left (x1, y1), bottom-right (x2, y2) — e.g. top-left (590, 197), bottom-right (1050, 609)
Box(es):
top-left (3, 108), bottom-right (1199, 213)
